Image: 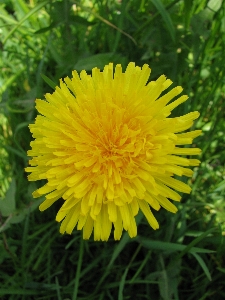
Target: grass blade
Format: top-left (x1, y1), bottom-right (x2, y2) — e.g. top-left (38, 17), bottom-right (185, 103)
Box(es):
top-left (138, 237), bottom-right (215, 254)
top-left (192, 252), bottom-right (212, 281)
top-left (151, 0), bottom-right (175, 41)
top-left (72, 238), bottom-right (84, 300)
top-left (41, 74), bottom-right (57, 90)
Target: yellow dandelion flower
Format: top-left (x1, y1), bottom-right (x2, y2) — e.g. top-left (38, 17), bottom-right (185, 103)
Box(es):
top-left (25, 63), bottom-right (201, 241)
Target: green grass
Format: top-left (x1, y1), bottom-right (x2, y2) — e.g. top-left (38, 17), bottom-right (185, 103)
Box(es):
top-left (0, 0), bottom-right (225, 299)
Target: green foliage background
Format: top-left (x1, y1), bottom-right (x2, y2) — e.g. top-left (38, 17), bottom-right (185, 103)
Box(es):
top-left (0, 0), bottom-right (225, 299)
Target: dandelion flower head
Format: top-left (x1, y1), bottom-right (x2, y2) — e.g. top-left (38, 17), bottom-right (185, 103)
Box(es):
top-left (26, 63), bottom-right (201, 241)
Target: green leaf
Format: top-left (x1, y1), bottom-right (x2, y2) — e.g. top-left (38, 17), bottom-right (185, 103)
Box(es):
top-left (207, 0), bottom-right (222, 12)
top-left (0, 68), bottom-right (25, 96)
top-left (217, 267), bottom-right (225, 274)
top-left (41, 74), bottom-right (57, 90)
top-left (3, 0), bottom-right (49, 44)
top-left (184, 0), bottom-right (194, 29)
top-left (34, 22), bottom-right (59, 34)
top-left (214, 179), bottom-right (225, 192)
top-left (138, 237), bottom-right (215, 254)
top-left (118, 267), bottom-right (129, 300)
top-left (0, 197), bottom-right (43, 233)
top-left (150, 0), bottom-right (175, 41)
top-left (0, 289), bottom-right (39, 296)
top-left (0, 179), bottom-right (16, 217)
top-left (192, 252), bottom-right (212, 281)
top-left (74, 53), bottom-right (126, 71)
top-left (177, 227), bottom-right (216, 259)
top-left (70, 15), bottom-right (96, 26)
